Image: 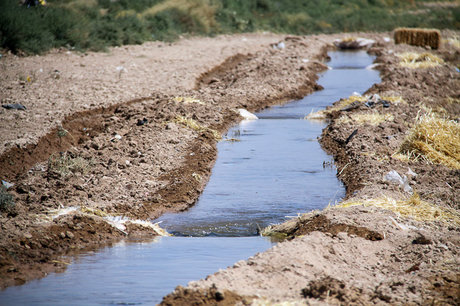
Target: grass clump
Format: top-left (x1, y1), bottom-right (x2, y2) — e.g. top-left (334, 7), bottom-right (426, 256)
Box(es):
top-left (337, 112), bottom-right (394, 126)
top-left (336, 193), bottom-right (460, 226)
top-left (47, 152), bottom-right (93, 177)
top-left (0, 185), bottom-right (15, 213)
top-left (174, 115), bottom-right (221, 140)
top-left (397, 52), bottom-right (444, 69)
top-left (306, 95), bottom-right (367, 119)
top-left (398, 113), bottom-right (460, 169)
top-left (173, 96), bottom-right (205, 105)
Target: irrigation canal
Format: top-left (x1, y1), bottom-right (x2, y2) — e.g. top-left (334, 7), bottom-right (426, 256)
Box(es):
top-left (0, 50), bottom-right (381, 305)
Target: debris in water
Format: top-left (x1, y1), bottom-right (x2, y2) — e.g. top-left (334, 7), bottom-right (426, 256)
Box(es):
top-left (238, 109), bottom-right (258, 120)
top-left (104, 216), bottom-right (170, 236)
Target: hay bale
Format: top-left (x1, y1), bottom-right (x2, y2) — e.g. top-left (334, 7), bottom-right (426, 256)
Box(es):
top-left (394, 27), bottom-right (441, 49)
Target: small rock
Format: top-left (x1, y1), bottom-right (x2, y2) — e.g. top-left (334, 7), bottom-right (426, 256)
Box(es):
top-left (24, 233), bottom-right (32, 239)
top-left (66, 231), bottom-right (74, 239)
top-left (59, 232), bottom-right (66, 239)
top-left (136, 118), bottom-right (148, 126)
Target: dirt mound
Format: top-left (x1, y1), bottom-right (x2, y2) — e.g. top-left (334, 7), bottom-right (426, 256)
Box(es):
top-left (160, 286), bottom-right (253, 306)
top-left (302, 276), bottom-right (365, 304)
top-left (265, 213), bottom-right (384, 241)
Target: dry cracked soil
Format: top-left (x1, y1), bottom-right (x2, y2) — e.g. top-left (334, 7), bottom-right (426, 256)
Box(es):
top-left (0, 31), bottom-right (459, 305)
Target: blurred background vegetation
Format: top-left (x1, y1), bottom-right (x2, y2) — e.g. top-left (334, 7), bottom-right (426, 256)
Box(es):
top-left (0, 0), bottom-right (459, 54)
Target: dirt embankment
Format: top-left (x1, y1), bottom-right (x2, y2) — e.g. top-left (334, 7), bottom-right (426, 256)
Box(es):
top-left (0, 33), bottom-right (343, 289)
top-left (161, 32), bottom-right (460, 305)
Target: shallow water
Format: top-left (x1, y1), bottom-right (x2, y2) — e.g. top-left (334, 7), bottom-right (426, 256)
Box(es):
top-left (155, 50), bottom-right (379, 237)
top-left (0, 237), bottom-right (272, 306)
top-left (0, 50), bottom-right (380, 305)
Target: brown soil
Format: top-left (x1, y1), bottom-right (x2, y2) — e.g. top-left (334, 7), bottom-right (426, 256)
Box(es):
top-left (1, 30), bottom-right (459, 304)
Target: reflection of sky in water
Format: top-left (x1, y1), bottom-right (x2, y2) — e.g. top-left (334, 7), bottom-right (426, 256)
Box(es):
top-left (0, 237), bottom-right (272, 305)
top-left (0, 50), bottom-right (381, 305)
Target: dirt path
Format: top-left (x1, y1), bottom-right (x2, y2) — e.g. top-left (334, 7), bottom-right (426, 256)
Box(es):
top-left (1, 31), bottom-right (459, 304)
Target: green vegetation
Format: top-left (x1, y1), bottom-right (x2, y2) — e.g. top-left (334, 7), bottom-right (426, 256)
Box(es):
top-left (1, 0), bottom-right (459, 54)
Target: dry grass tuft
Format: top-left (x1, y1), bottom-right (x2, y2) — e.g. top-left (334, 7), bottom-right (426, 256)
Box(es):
top-left (81, 206), bottom-right (108, 217)
top-left (47, 152), bottom-right (92, 177)
top-left (398, 113), bottom-right (460, 169)
top-left (394, 27), bottom-right (441, 49)
top-left (337, 112), bottom-right (394, 125)
top-left (306, 95), bottom-right (366, 119)
top-left (397, 52), bottom-right (444, 69)
top-left (174, 116), bottom-right (221, 140)
top-left (337, 193), bottom-right (460, 225)
top-left (173, 96), bottom-right (206, 105)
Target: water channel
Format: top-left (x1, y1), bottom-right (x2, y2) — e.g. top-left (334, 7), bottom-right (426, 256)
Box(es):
top-left (0, 51), bottom-right (381, 305)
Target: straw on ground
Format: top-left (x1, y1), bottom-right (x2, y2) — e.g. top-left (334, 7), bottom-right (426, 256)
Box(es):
top-left (398, 112), bottom-right (460, 169)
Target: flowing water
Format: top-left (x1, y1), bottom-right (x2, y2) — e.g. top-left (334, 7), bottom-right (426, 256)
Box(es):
top-left (0, 51), bottom-right (381, 305)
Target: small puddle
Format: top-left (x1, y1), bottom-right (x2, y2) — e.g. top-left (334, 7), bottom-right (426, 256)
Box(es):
top-left (0, 51), bottom-right (381, 305)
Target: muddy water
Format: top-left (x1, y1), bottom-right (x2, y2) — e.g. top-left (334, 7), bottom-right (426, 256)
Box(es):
top-left (0, 51), bottom-right (380, 305)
